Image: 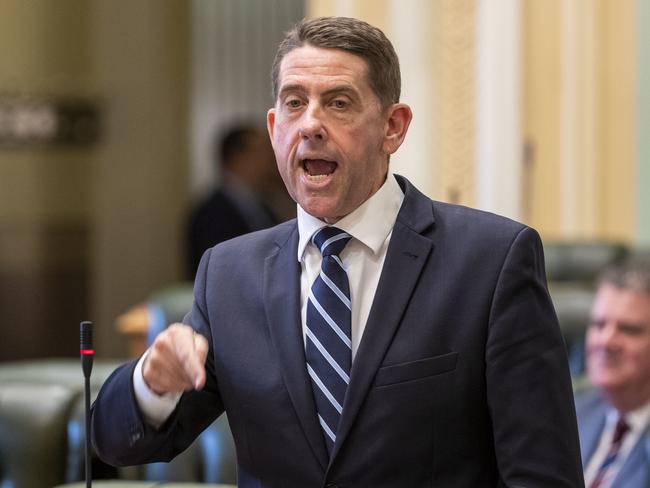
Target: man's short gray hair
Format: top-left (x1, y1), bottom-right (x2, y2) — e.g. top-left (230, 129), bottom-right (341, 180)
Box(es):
top-left (598, 259), bottom-right (650, 295)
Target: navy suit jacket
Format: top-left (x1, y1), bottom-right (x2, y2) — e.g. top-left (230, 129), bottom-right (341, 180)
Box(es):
top-left (576, 388), bottom-right (650, 487)
top-left (92, 175), bottom-right (584, 487)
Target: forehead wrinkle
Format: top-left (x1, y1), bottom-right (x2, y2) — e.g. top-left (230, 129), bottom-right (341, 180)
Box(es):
top-left (280, 60), bottom-right (361, 84)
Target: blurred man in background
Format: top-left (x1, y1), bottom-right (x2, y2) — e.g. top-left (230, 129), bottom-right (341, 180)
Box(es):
top-left (576, 261), bottom-right (650, 487)
top-left (186, 124), bottom-right (288, 277)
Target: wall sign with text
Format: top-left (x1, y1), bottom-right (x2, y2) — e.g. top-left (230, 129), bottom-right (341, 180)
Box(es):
top-left (0, 95), bottom-right (101, 148)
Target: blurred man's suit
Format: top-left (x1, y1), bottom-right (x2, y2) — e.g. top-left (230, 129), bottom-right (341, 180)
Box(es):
top-left (576, 389), bottom-right (650, 487)
top-left (93, 175), bottom-right (583, 487)
top-left (187, 181), bottom-right (278, 277)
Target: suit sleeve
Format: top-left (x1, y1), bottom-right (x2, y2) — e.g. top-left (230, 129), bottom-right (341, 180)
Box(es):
top-left (485, 226), bottom-right (585, 487)
top-left (91, 249), bottom-right (224, 466)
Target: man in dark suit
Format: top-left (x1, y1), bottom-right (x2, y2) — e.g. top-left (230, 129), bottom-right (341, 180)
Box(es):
top-left (186, 125), bottom-right (285, 278)
top-left (92, 16), bottom-right (584, 487)
top-left (576, 261), bottom-right (650, 487)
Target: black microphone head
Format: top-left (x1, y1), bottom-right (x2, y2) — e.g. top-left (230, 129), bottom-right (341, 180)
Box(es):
top-left (80, 320), bottom-right (93, 353)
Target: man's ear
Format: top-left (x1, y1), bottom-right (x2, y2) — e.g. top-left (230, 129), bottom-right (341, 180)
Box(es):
top-left (382, 103), bottom-right (413, 155)
top-left (267, 108), bottom-right (276, 140)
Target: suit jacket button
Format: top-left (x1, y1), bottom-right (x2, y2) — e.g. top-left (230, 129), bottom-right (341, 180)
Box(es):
top-left (325, 483), bottom-right (339, 488)
top-left (128, 427), bottom-right (143, 446)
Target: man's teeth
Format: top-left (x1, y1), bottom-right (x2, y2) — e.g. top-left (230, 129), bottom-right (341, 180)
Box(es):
top-left (306, 173), bottom-right (329, 181)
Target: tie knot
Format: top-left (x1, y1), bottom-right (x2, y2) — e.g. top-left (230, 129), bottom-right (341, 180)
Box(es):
top-left (312, 226), bottom-right (352, 257)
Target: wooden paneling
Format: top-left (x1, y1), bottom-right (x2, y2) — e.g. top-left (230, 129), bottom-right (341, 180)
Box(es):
top-left (0, 222), bottom-right (89, 360)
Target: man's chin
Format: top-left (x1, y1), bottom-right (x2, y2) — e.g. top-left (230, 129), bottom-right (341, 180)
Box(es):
top-left (299, 200), bottom-right (344, 223)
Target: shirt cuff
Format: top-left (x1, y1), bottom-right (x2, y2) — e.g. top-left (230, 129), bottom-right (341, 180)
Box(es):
top-left (133, 350), bottom-right (182, 429)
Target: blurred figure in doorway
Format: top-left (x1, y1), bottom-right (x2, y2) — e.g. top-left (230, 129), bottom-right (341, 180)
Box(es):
top-left (186, 124), bottom-right (290, 278)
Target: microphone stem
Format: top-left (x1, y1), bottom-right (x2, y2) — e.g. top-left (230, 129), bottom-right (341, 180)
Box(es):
top-left (85, 375), bottom-right (92, 488)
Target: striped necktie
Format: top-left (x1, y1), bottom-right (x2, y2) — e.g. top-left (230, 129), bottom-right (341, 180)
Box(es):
top-left (305, 226), bottom-right (352, 456)
top-left (589, 416), bottom-right (630, 488)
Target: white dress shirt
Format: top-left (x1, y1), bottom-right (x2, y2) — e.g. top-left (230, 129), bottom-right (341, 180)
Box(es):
top-left (583, 400), bottom-right (650, 487)
top-left (134, 173), bottom-right (404, 427)
top-left (297, 172), bottom-right (403, 359)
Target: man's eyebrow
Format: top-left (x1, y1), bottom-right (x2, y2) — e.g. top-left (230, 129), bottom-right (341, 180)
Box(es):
top-left (277, 84), bottom-right (360, 100)
top-left (322, 85), bottom-right (361, 103)
top-left (322, 86), bottom-right (360, 100)
top-left (619, 322), bottom-right (648, 332)
top-left (278, 84), bottom-right (306, 98)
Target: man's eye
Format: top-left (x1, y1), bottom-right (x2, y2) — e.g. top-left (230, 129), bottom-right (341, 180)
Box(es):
top-left (332, 99), bottom-right (348, 109)
top-left (619, 324), bottom-right (645, 336)
top-left (589, 319), bottom-right (605, 330)
top-left (286, 99), bottom-right (302, 108)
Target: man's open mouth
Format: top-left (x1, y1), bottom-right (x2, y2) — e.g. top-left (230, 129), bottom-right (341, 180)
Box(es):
top-left (302, 159), bottom-right (337, 177)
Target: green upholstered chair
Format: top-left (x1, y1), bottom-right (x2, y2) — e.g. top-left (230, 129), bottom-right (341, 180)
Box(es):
top-left (543, 240), bottom-right (628, 284)
top-left (0, 354), bottom-right (237, 486)
top-left (0, 358), bottom-right (123, 390)
top-left (0, 382), bottom-right (79, 488)
top-left (1, 283), bottom-right (232, 486)
top-left (0, 359), bottom-right (124, 486)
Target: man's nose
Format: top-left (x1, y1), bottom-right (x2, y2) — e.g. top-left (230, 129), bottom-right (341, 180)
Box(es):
top-left (598, 322), bottom-right (620, 348)
top-left (298, 105), bottom-right (326, 141)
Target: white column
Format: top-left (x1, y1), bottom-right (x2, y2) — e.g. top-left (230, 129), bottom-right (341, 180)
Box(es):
top-left (560, 0), bottom-right (580, 236)
top-left (189, 0), bottom-right (304, 198)
top-left (476, 0), bottom-right (522, 220)
top-left (560, 0), bottom-right (599, 238)
top-left (387, 0), bottom-right (436, 198)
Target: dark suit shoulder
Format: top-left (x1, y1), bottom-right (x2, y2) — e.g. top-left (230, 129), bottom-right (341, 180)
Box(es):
top-left (427, 200), bottom-right (539, 266)
top-left (396, 174), bottom-right (529, 245)
top-left (432, 200), bottom-right (527, 237)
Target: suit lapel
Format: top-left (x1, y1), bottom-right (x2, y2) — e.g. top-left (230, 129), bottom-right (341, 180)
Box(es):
top-left (330, 177), bottom-right (435, 462)
top-left (263, 225), bottom-right (329, 470)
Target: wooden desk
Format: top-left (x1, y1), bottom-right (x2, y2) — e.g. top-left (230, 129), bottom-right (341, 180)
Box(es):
top-left (115, 304), bottom-right (149, 358)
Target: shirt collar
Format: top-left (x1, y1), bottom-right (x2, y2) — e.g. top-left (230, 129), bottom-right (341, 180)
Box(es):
top-left (607, 399), bottom-right (650, 433)
top-left (297, 172), bottom-right (404, 261)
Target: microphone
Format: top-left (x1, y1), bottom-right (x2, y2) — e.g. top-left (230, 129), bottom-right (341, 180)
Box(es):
top-left (80, 320), bottom-right (94, 488)
top-left (80, 320), bottom-right (94, 378)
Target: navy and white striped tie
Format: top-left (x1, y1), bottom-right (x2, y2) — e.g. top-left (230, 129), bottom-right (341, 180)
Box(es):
top-left (306, 226), bottom-right (352, 455)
